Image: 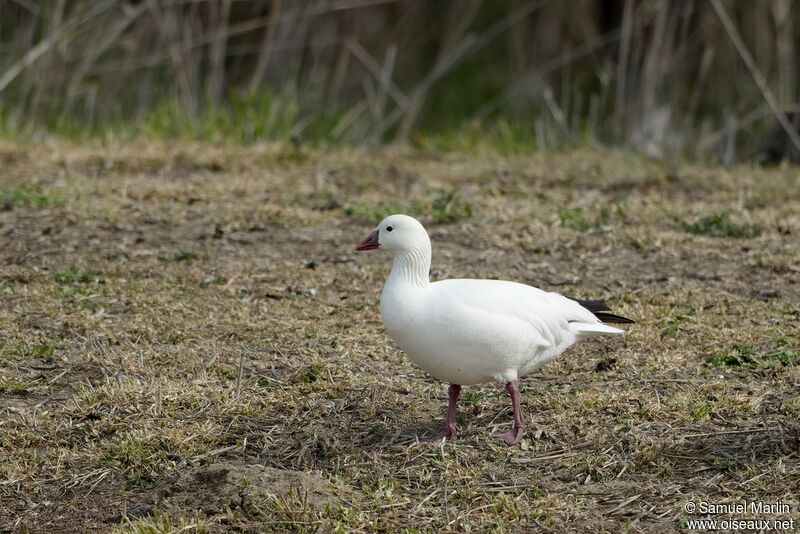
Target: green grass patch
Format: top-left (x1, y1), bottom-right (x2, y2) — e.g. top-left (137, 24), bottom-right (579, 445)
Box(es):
top-left (158, 250), bottom-right (199, 262)
top-left (413, 117), bottom-right (555, 155)
top-left (681, 212), bottom-right (761, 238)
top-left (1, 342), bottom-right (56, 360)
top-left (53, 267), bottom-right (103, 309)
top-left (0, 187), bottom-right (61, 210)
top-left (704, 344), bottom-right (800, 369)
top-left (460, 391), bottom-right (485, 405)
top-left (658, 311), bottom-right (695, 339)
top-left (141, 91), bottom-right (299, 143)
top-left (431, 189), bottom-right (473, 223)
top-left (690, 402), bottom-right (711, 422)
top-left (0, 377), bottom-right (29, 395)
top-left (770, 336), bottom-right (789, 347)
top-left (557, 205), bottom-right (618, 232)
top-left (30, 344), bottom-right (55, 357)
top-left (559, 207), bottom-right (591, 232)
top-left (175, 250), bottom-right (198, 262)
top-left (294, 364), bottom-right (324, 384)
top-left (255, 377), bottom-right (280, 389)
top-left (137, 90), bottom-right (349, 145)
top-left (368, 423), bottom-right (387, 438)
top-left (53, 266), bottom-right (95, 285)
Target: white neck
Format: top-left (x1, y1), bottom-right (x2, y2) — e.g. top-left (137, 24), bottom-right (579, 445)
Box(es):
top-left (388, 245), bottom-right (431, 288)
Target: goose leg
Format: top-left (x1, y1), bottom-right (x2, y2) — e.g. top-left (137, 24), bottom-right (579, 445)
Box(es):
top-left (425, 384), bottom-right (461, 441)
top-left (492, 380), bottom-right (525, 445)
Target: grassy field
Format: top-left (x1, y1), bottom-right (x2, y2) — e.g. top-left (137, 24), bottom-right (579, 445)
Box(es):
top-left (1, 140), bottom-right (799, 533)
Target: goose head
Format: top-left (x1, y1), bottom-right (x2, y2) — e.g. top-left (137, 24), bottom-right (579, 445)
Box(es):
top-left (355, 214), bottom-right (431, 255)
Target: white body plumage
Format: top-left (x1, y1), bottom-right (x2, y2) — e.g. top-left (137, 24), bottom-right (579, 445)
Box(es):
top-left (365, 215), bottom-right (623, 385)
top-left (381, 277), bottom-right (621, 385)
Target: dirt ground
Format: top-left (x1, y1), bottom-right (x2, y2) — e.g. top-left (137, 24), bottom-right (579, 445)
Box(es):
top-left (1, 141), bottom-right (798, 533)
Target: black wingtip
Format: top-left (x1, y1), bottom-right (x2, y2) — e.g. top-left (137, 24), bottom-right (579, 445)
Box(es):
top-left (594, 311), bottom-right (635, 324)
top-left (567, 296), bottom-right (635, 324)
top-left (568, 297), bottom-right (611, 313)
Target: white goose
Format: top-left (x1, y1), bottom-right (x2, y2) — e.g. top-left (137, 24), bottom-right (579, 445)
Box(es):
top-left (355, 214), bottom-right (633, 444)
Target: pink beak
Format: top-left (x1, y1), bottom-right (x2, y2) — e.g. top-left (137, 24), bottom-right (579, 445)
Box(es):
top-left (355, 229), bottom-right (380, 251)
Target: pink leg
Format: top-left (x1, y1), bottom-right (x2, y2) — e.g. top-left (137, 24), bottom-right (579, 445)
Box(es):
top-left (425, 384), bottom-right (461, 441)
top-left (492, 381), bottom-right (525, 445)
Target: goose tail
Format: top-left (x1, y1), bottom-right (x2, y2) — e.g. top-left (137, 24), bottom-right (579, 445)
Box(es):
top-left (570, 322), bottom-right (625, 337)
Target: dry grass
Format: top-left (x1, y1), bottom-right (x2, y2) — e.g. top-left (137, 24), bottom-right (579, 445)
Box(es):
top-left (1, 141), bottom-right (799, 532)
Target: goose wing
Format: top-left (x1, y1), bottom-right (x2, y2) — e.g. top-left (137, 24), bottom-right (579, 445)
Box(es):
top-left (429, 279), bottom-right (623, 343)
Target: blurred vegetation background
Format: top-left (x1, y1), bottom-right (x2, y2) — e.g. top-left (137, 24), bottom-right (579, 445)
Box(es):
top-left (0, 0), bottom-right (797, 160)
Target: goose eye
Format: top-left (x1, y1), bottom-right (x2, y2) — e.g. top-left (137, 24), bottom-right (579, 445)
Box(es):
top-left (386, 226), bottom-right (394, 232)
